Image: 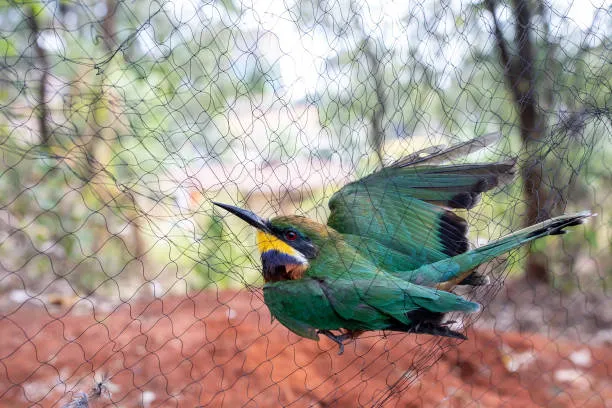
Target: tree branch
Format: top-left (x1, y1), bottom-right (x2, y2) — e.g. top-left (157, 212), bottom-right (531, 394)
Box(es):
top-left (485, 0), bottom-right (511, 75)
top-left (362, 37), bottom-right (387, 165)
top-left (27, 6), bottom-right (51, 147)
top-left (486, 0), bottom-right (551, 282)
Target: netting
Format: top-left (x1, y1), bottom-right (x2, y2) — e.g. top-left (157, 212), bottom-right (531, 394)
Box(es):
top-left (0, 0), bottom-right (611, 406)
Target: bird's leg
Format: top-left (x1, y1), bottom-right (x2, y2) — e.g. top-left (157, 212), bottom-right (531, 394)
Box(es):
top-left (317, 330), bottom-right (353, 355)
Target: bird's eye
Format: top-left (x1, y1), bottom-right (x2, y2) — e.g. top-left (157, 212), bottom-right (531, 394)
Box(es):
top-left (284, 231), bottom-right (298, 241)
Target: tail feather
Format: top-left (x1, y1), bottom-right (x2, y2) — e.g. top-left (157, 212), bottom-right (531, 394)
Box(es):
top-left (402, 212), bottom-right (592, 289)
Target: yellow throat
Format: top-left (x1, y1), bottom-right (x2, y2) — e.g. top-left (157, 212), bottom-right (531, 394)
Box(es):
top-left (255, 230), bottom-right (309, 280)
top-left (256, 231), bottom-right (299, 257)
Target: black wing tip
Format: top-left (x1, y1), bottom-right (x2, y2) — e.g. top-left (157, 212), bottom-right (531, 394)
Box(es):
top-left (458, 272), bottom-right (491, 286)
top-left (439, 211), bottom-right (469, 256)
top-left (448, 192), bottom-right (481, 209)
top-left (393, 321), bottom-right (468, 340)
top-left (398, 310), bottom-right (467, 339)
top-left (414, 325), bottom-right (468, 340)
top-left (526, 212), bottom-right (593, 239)
top-left (451, 159), bottom-right (518, 210)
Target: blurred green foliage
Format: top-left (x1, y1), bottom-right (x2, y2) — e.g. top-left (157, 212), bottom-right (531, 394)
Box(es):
top-left (0, 0), bottom-right (609, 299)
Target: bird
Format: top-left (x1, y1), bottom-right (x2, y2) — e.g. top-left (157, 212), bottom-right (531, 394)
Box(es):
top-left (213, 133), bottom-right (590, 354)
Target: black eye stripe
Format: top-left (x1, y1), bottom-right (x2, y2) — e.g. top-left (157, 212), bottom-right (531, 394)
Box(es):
top-left (269, 227), bottom-right (317, 259)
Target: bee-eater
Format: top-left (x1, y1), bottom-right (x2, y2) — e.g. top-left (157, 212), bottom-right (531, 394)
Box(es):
top-left (214, 134), bottom-right (590, 354)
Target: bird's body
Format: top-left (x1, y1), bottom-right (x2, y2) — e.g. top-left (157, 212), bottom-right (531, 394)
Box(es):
top-left (214, 134), bottom-right (590, 354)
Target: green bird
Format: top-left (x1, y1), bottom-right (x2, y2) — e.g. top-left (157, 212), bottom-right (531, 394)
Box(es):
top-left (213, 134), bottom-right (590, 354)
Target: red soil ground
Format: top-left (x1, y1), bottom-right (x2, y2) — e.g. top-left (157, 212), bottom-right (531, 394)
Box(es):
top-left (1, 290), bottom-right (611, 407)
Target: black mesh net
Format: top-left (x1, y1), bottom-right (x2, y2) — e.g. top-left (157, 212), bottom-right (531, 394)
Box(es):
top-left (0, 0), bottom-right (611, 406)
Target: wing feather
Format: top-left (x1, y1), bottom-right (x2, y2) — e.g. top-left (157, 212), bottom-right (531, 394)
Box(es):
top-left (328, 135), bottom-right (516, 269)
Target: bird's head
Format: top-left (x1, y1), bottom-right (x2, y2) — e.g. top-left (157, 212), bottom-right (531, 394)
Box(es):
top-left (213, 202), bottom-right (329, 282)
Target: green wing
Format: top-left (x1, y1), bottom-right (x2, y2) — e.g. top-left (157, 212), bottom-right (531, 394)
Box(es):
top-left (264, 273), bottom-right (479, 337)
top-left (327, 133), bottom-right (515, 269)
top-left (317, 274), bottom-right (480, 327)
top-left (306, 238), bottom-right (480, 329)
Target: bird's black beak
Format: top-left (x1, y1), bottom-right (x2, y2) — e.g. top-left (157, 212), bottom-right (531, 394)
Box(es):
top-left (213, 202), bottom-right (271, 233)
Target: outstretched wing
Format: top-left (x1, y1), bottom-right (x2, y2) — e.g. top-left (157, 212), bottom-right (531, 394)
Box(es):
top-left (327, 133), bottom-right (516, 269)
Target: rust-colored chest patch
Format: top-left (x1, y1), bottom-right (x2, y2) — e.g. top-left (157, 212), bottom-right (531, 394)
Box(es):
top-left (284, 263), bottom-right (308, 280)
top-left (262, 262), bottom-right (309, 283)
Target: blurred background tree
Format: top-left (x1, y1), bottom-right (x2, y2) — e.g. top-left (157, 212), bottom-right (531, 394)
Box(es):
top-left (0, 0), bottom-right (611, 406)
top-left (0, 0), bottom-right (609, 303)
top-left (0, 0), bottom-right (276, 296)
top-left (294, 0), bottom-right (610, 283)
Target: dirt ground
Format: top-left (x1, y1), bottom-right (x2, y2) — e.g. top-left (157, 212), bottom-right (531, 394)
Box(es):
top-left (1, 288), bottom-right (612, 408)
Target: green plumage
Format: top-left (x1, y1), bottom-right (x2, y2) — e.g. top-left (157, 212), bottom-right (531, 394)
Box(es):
top-left (215, 133), bottom-right (591, 352)
top-left (264, 234), bottom-right (480, 340)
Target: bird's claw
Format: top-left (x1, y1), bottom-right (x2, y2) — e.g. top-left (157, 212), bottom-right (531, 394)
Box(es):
top-left (317, 330), bottom-right (351, 355)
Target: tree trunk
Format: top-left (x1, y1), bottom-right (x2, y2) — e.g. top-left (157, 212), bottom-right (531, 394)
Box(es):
top-left (363, 38), bottom-right (386, 166)
top-left (99, 0), bottom-right (148, 269)
top-left (486, 0), bottom-right (551, 283)
top-left (27, 6), bottom-right (51, 147)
